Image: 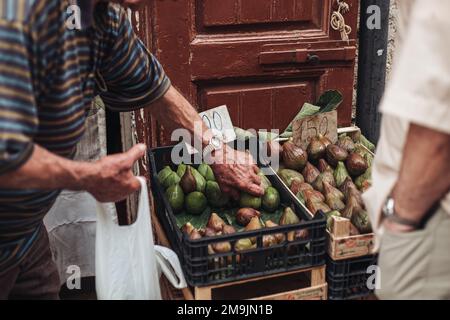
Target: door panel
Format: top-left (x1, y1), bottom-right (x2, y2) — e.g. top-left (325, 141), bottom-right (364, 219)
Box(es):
top-left (146, 0), bottom-right (359, 143)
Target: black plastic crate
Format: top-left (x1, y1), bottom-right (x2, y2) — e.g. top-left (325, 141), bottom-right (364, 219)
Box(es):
top-left (326, 254), bottom-right (378, 300)
top-left (149, 145), bottom-right (327, 287)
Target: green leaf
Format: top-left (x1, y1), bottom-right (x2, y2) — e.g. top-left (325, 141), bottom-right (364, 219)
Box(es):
top-left (316, 90), bottom-right (343, 113)
top-left (281, 103), bottom-right (321, 137)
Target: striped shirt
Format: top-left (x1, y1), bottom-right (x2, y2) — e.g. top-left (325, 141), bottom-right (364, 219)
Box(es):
top-left (0, 0), bottom-right (171, 273)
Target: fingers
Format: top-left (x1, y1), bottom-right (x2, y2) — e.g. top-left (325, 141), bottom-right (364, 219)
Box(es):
top-left (246, 183), bottom-right (265, 197)
top-left (251, 172), bottom-right (262, 185)
top-left (123, 144), bottom-right (147, 168)
top-left (253, 165), bottom-right (260, 175)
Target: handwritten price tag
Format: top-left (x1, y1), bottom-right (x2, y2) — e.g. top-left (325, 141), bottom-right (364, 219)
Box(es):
top-left (292, 110), bottom-right (338, 150)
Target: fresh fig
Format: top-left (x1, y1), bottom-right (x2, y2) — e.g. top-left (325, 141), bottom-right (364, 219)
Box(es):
top-left (262, 187), bottom-right (280, 212)
top-left (306, 198), bottom-right (331, 215)
top-left (318, 134), bottom-right (333, 148)
top-left (295, 229), bottom-right (309, 241)
top-left (355, 167), bottom-right (372, 191)
top-left (180, 166), bottom-right (197, 194)
top-left (302, 189), bottom-right (325, 203)
top-left (181, 222), bottom-right (195, 236)
top-left (191, 168), bottom-right (206, 192)
top-left (166, 184), bottom-right (184, 214)
top-left (263, 235), bottom-right (277, 248)
top-left (176, 164), bottom-right (186, 177)
top-left (278, 169), bottom-right (304, 188)
top-left (351, 210), bottom-right (372, 234)
top-left (258, 172), bottom-right (272, 192)
top-left (280, 207), bottom-right (300, 242)
top-left (212, 237), bottom-right (232, 253)
top-left (245, 217), bottom-right (262, 244)
top-left (279, 207), bottom-right (300, 225)
top-left (359, 134), bottom-right (376, 152)
top-left (207, 213), bottom-right (226, 232)
top-left (203, 227), bottom-right (216, 238)
top-left (205, 181), bottom-right (229, 208)
top-left (235, 238), bottom-right (256, 252)
top-left (302, 162), bottom-right (320, 184)
top-left (326, 144), bottom-right (348, 167)
top-left (323, 180), bottom-right (345, 201)
top-left (236, 208), bottom-right (261, 226)
top-left (189, 229), bottom-right (202, 240)
top-left (265, 220), bottom-right (286, 243)
top-left (291, 181), bottom-right (314, 195)
top-left (325, 211), bottom-right (341, 230)
top-left (267, 140), bottom-right (282, 158)
top-left (307, 136), bottom-right (327, 161)
top-left (162, 171), bottom-right (181, 189)
top-left (325, 193), bottom-right (346, 211)
top-left (339, 177), bottom-right (358, 200)
top-left (346, 153), bottom-right (368, 177)
top-left (282, 141), bottom-right (308, 171)
top-left (312, 170), bottom-right (336, 193)
top-left (158, 166), bottom-right (173, 185)
top-left (296, 192), bottom-right (306, 206)
top-left (317, 159), bottom-right (333, 173)
top-left (337, 136), bottom-right (356, 153)
top-left (341, 195), bottom-right (363, 219)
top-left (239, 193), bottom-right (262, 210)
top-left (334, 161), bottom-right (350, 188)
top-left (185, 192), bottom-right (207, 215)
top-left (198, 163), bottom-right (216, 181)
top-left (364, 152), bottom-right (374, 168)
top-left (222, 224), bottom-right (236, 235)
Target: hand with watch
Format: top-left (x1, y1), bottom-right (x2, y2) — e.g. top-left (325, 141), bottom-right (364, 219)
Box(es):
top-left (382, 195), bottom-right (422, 233)
top-left (202, 130), bottom-right (264, 200)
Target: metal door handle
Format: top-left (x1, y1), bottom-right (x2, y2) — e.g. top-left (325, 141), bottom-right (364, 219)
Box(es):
top-left (259, 46), bottom-right (356, 65)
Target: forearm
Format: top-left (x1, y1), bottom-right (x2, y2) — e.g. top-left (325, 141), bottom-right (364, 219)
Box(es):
top-left (150, 85), bottom-right (213, 148)
top-left (393, 124), bottom-right (450, 223)
top-left (0, 144), bottom-right (94, 190)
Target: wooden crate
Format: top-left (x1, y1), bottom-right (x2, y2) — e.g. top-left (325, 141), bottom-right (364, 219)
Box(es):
top-left (327, 216), bottom-right (375, 261)
top-left (191, 265), bottom-right (327, 300)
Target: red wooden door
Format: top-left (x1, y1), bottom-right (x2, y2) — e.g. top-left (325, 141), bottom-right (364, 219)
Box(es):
top-left (138, 0), bottom-right (358, 143)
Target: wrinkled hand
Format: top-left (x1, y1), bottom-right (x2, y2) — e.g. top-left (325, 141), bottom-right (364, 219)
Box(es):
top-left (84, 144), bottom-right (146, 203)
top-left (210, 145), bottom-right (264, 200)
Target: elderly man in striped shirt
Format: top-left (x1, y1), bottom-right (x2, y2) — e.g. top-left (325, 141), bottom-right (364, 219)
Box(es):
top-left (0, 0), bottom-right (263, 299)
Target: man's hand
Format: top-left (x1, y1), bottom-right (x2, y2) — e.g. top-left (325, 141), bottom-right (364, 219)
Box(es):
top-left (83, 144), bottom-right (146, 203)
top-left (210, 145), bottom-right (264, 200)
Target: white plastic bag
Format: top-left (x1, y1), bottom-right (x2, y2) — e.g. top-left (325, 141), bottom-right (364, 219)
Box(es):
top-left (95, 177), bottom-right (186, 300)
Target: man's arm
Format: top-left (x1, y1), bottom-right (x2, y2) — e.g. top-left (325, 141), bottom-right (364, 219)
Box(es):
top-left (0, 144), bottom-right (146, 203)
top-left (149, 86), bottom-right (264, 198)
top-left (385, 124), bottom-right (450, 231)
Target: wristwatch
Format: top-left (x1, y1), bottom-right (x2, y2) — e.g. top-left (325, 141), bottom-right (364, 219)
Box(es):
top-left (382, 196), bottom-right (420, 228)
top-left (203, 131), bottom-right (224, 163)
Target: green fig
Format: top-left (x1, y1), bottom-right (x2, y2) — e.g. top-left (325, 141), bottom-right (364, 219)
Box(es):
top-left (205, 181), bottom-right (229, 208)
top-left (341, 195), bottom-right (363, 219)
top-left (279, 207), bottom-right (300, 225)
top-left (282, 141), bottom-right (308, 171)
top-left (158, 166), bottom-right (173, 185)
top-left (346, 153), bottom-right (368, 177)
top-left (334, 161), bottom-right (350, 188)
top-left (337, 136), bottom-right (356, 153)
top-left (239, 193), bottom-right (262, 209)
top-left (325, 211), bottom-right (341, 230)
top-left (180, 166), bottom-right (197, 194)
top-left (302, 162), bottom-right (320, 184)
top-left (176, 163), bottom-right (187, 177)
top-left (166, 184), bottom-right (185, 213)
top-left (326, 144), bottom-right (348, 167)
top-left (364, 152), bottom-right (374, 168)
top-left (279, 207), bottom-right (300, 242)
top-left (307, 136), bottom-right (327, 161)
top-left (296, 192), bottom-right (306, 205)
top-left (262, 187), bottom-right (280, 212)
top-left (236, 208), bottom-right (261, 226)
top-left (278, 169), bottom-right (304, 188)
top-left (198, 163), bottom-right (216, 181)
top-left (325, 193), bottom-right (346, 211)
top-left (258, 172), bottom-right (272, 191)
top-left (163, 171), bottom-right (181, 189)
top-left (235, 238), bottom-right (256, 252)
top-left (339, 177), bottom-right (358, 200)
top-left (312, 170), bottom-right (336, 193)
top-left (351, 209), bottom-right (372, 234)
top-left (185, 191), bottom-right (207, 215)
top-left (359, 134), bottom-right (376, 152)
top-left (191, 167), bottom-right (206, 192)
top-left (355, 167), bottom-right (372, 191)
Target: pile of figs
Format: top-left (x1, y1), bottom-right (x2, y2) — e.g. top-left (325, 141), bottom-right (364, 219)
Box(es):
top-left (278, 132), bottom-right (374, 235)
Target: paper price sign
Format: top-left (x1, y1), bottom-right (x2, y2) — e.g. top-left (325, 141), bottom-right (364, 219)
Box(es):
top-left (292, 110), bottom-right (338, 150)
